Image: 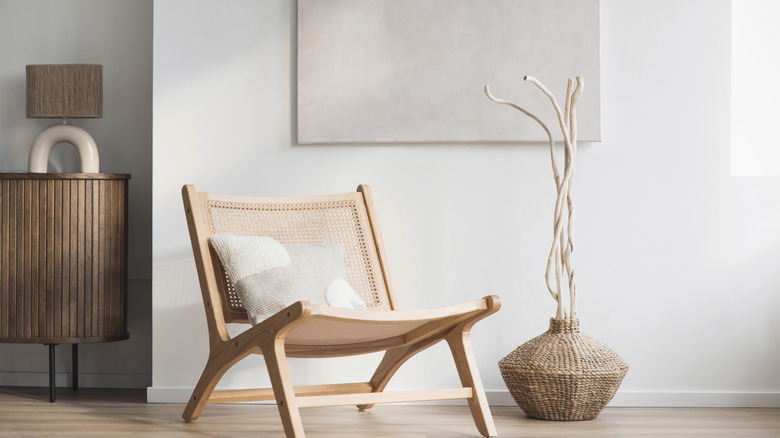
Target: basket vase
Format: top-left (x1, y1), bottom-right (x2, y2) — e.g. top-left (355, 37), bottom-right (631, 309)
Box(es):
top-left (498, 318), bottom-right (628, 421)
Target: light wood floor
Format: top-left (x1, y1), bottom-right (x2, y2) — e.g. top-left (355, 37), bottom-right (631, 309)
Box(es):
top-left (0, 388), bottom-right (778, 437)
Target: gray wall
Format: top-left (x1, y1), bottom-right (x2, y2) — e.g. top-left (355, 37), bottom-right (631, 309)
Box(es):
top-left (0, 0), bottom-right (152, 388)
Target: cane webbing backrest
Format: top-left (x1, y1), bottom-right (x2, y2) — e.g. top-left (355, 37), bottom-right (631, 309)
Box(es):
top-left (202, 192), bottom-right (391, 323)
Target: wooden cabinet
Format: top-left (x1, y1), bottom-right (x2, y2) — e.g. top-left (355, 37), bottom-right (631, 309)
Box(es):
top-left (0, 173), bottom-right (129, 399)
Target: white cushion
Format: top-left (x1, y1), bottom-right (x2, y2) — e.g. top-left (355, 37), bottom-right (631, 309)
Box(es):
top-left (210, 234), bottom-right (366, 325)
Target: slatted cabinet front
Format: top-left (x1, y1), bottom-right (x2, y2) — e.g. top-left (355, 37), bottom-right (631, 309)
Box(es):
top-left (0, 173), bottom-right (129, 344)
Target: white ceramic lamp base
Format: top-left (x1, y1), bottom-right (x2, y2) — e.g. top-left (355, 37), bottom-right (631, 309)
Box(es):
top-left (29, 123), bottom-right (99, 173)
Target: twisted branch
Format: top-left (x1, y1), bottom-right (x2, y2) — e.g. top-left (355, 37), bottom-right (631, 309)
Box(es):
top-left (485, 76), bottom-right (584, 321)
top-left (484, 85), bottom-right (560, 304)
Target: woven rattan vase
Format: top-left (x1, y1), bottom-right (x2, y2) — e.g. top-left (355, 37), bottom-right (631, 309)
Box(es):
top-left (499, 318), bottom-right (628, 421)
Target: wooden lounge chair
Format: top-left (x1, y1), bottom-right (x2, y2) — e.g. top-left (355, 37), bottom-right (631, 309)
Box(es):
top-left (181, 184), bottom-right (501, 437)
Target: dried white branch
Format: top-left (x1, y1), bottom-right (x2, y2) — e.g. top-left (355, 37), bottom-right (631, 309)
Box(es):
top-left (524, 76), bottom-right (576, 319)
top-left (564, 78), bottom-right (574, 137)
top-left (485, 77), bottom-right (584, 321)
top-left (567, 77), bottom-right (584, 318)
top-left (483, 85), bottom-right (560, 303)
top-left (483, 85), bottom-right (562, 188)
top-left (555, 241), bottom-right (564, 319)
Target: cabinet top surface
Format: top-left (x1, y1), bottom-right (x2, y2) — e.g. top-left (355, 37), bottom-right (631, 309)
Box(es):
top-left (0, 173), bottom-right (130, 180)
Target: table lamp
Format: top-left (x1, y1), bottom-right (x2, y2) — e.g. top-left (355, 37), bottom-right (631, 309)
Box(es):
top-left (26, 64), bottom-right (102, 173)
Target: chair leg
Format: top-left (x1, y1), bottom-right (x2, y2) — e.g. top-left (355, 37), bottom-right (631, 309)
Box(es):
top-left (262, 338), bottom-right (305, 438)
top-left (356, 347), bottom-right (408, 411)
top-left (446, 330), bottom-right (497, 438)
top-left (183, 351), bottom-right (244, 422)
top-left (357, 336), bottom-right (445, 411)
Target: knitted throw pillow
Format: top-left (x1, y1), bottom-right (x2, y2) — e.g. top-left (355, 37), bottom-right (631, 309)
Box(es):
top-left (209, 234), bottom-right (366, 325)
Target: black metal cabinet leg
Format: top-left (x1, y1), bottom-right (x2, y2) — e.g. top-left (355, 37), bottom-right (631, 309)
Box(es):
top-left (72, 344), bottom-right (78, 391)
top-left (47, 344), bottom-right (56, 402)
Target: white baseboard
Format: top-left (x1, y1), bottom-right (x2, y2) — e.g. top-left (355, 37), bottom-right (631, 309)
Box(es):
top-left (606, 390), bottom-right (780, 408)
top-left (146, 387), bottom-right (780, 408)
top-left (0, 372), bottom-right (150, 389)
top-left (489, 390), bottom-right (780, 408)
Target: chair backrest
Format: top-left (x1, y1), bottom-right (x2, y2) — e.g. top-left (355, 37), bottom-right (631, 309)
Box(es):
top-left (182, 184), bottom-right (397, 344)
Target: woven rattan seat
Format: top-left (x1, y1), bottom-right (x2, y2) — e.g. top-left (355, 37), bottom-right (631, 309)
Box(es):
top-left (181, 184), bottom-right (500, 437)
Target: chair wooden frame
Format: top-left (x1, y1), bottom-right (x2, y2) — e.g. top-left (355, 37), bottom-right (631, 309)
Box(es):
top-left (181, 184), bottom-right (501, 437)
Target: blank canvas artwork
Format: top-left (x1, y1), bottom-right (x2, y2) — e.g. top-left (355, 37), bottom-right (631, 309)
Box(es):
top-left (297, 0), bottom-right (600, 144)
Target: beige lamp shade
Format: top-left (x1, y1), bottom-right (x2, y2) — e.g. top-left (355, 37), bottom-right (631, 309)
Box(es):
top-left (26, 64), bottom-right (102, 119)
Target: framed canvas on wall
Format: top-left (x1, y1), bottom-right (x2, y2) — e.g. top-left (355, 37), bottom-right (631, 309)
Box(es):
top-left (297, 0), bottom-right (600, 144)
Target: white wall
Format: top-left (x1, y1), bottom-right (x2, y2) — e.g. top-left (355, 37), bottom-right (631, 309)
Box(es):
top-left (0, 0), bottom-right (152, 388)
top-left (151, 0), bottom-right (780, 407)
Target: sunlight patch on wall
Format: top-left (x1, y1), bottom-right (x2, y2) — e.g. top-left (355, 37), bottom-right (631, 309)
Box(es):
top-left (731, 0), bottom-right (780, 176)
